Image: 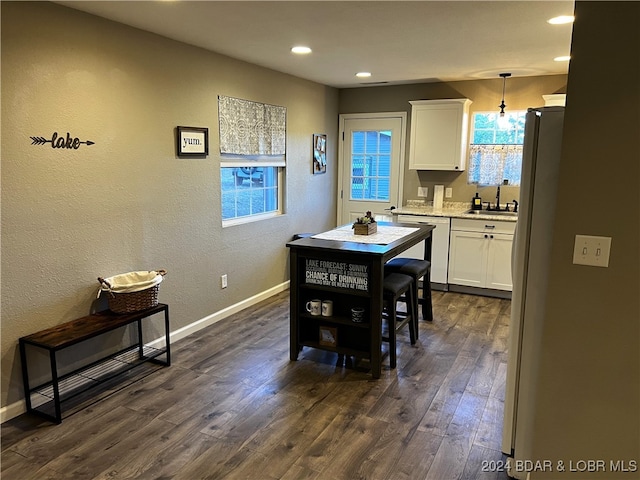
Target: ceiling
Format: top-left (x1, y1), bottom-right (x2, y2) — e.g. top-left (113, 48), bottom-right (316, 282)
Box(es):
top-left (55, 1), bottom-right (575, 89)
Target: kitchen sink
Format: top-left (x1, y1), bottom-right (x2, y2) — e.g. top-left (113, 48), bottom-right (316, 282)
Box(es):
top-left (466, 209), bottom-right (518, 217)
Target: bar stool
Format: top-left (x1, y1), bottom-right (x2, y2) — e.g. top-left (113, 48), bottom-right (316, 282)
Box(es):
top-left (382, 272), bottom-right (417, 369)
top-left (384, 258), bottom-right (433, 328)
top-left (292, 233), bottom-right (314, 240)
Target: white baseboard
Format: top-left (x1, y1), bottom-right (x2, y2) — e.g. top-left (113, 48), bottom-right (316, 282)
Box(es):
top-left (0, 281), bottom-right (290, 424)
top-left (0, 400), bottom-right (27, 424)
top-left (168, 281), bottom-right (289, 344)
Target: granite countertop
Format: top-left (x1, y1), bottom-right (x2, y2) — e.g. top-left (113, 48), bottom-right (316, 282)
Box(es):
top-left (392, 201), bottom-right (518, 222)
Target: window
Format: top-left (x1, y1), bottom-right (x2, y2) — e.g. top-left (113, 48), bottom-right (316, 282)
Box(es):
top-left (350, 130), bottom-right (391, 201)
top-left (221, 164), bottom-right (281, 225)
top-left (468, 111), bottom-right (526, 186)
top-left (218, 95), bottom-right (286, 225)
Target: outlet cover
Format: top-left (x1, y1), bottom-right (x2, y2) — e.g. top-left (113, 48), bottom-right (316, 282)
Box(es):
top-left (445, 187), bottom-right (453, 198)
top-left (572, 235), bottom-right (612, 267)
top-left (418, 187), bottom-right (428, 198)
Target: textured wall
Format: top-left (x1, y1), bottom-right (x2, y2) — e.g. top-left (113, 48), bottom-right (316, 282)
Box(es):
top-left (525, 2), bottom-right (640, 477)
top-left (1, 2), bottom-right (339, 408)
top-left (339, 75), bottom-right (567, 207)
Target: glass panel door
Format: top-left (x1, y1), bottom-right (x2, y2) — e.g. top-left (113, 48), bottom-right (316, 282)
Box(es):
top-left (340, 116), bottom-right (404, 224)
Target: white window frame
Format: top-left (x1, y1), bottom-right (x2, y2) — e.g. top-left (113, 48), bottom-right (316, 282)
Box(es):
top-left (221, 155), bottom-right (284, 227)
top-left (467, 110), bottom-right (526, 186)
top-left (337, 112), bottom-right (406, 225)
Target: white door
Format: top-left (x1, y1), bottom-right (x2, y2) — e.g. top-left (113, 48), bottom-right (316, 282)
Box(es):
top-left (338, 114), bottom-right (406, 224)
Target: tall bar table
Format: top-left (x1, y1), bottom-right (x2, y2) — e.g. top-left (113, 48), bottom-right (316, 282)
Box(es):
top-left (286, 222), bottom-right (434, 378)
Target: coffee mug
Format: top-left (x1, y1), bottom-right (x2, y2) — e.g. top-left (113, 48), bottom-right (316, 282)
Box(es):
top-left (306, 299), bottom-right (321, 316)
top-left (321, 300), bottom-right (333, 317)
top-left (351, 307), bottom-right (365, 323)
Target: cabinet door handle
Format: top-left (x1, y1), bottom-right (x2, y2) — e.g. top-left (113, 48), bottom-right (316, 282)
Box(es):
top-left (490, 235), bottom-right (494, 239)
top-left (485, 225), bottom-right (496, 229)
top-left (484, 234), bottom-right (488, 239)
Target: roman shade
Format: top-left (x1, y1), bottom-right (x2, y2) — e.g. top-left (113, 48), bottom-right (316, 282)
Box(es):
top-left (218, 95), bottom-right (286, 163)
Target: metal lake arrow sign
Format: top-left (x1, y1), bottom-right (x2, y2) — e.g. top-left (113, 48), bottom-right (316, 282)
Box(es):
top-left (30, 132), bottom-right (95, 149)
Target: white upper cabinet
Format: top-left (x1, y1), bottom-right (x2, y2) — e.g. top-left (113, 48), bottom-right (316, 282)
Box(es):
top-left (408, 98), bottom-right (472, 171)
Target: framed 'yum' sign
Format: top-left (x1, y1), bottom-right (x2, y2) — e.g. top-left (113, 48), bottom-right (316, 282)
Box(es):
top-left (177, 126), bottom-right (209, 157)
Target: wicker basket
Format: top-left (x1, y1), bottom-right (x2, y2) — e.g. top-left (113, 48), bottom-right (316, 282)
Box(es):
top-left (98, 270), bottom-right (166, 314)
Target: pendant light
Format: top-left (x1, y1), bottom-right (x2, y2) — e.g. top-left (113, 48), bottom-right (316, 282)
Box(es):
top-left (498, 72), bottom-right (512, 117)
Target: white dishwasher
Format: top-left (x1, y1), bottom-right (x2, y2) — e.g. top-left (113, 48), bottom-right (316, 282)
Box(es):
top-left (396, 215), bottom-right (451, 289)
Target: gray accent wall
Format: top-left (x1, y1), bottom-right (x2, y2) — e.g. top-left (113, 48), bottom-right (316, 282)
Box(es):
top-left (339, 75), bottom-right (568, 208)
top-left (1, 2), bottom-right (339, 409)
top-left (524, 2), bottom-right (639, 476)
top-left (2, 3), bottom-right (638, 469)
top-left (340, 19), bottom-right (639, 466)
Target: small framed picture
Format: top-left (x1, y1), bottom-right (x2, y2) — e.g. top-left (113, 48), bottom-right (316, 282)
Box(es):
top-left (319, 326), bottom-right (337, 347)
top-left (313, 133), bottom-right (326, 174)
top-left (177, 126), bottom-right (208, 157)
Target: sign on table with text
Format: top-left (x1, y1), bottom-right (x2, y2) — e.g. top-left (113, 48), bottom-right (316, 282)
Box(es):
top-left (305, 259), bottom-right (368, 292)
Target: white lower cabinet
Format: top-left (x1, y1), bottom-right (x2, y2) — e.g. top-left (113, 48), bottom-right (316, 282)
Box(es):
top-left (485, 233), bottom-right (515, 290)
top-left (448, 218), bottom-right (515, 291)
top-left (395, 215), bottom-right (450, 286)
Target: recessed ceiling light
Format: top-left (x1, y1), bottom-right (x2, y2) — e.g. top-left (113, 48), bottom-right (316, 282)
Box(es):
top-left (356, 72), bottom-right (372, 78)
top-left (554, 55), bottom-right (571, 62)
top-left (291, 46), bottom-right (312, 54)
top-left (548, 15), bottom-right (575, 25)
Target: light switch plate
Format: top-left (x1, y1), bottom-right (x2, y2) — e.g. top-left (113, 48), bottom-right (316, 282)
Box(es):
top-left (572, 235), bottom-right (612, 267)
top-left (445, 187), bottom-right (453, 198)
top-left (418, 187), bottom-right (428, 198)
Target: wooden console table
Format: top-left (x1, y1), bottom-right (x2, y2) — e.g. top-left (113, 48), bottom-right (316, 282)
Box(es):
top-left (287, 222), bottom-right (434, 378)
top-left (19, 303), bottom-right (170, 423)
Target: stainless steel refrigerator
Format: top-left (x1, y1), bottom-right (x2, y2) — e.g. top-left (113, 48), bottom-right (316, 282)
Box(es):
top-left (502, 106), bottom-right (565, 476)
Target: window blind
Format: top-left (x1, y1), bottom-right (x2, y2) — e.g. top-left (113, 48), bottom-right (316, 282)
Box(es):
top-left (218, 95), bottom-right (286, 160)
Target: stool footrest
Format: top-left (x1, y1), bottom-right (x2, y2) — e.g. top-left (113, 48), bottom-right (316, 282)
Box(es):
top-left (382, 272), bottom-right (418, 368)
top-left (385, 257), bottom-right (433, 323)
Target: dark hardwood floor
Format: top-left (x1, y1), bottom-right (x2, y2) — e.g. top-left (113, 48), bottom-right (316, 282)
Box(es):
top-left (2, 290), bottom-right (513, 480)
